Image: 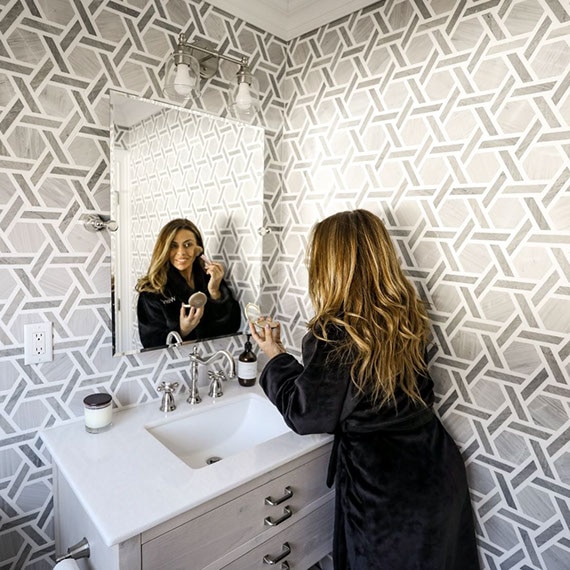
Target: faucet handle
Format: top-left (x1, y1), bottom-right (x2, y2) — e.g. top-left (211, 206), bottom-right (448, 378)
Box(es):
top-left (157, 381), bottom-right (179, 393)
top-left (157, 381), bottom-right (179, 412)
top-left (212, 370), bottom-right (227, 382)
top-left (208, 371), bottom-right (224, 399)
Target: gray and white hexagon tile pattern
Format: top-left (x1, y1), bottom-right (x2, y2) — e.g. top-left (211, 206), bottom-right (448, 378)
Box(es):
top-left (0, 0), bottom-right (569, 568)
top-left (120, 107), bottom-right (264, 349)
top-left (0, 1), bottom-right (285, 568)
top-left (274, 2), bottom-right (570, 570)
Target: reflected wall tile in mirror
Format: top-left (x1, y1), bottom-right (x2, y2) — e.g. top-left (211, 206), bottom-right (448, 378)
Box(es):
top-left (110, 92), bottom-right (264, 355)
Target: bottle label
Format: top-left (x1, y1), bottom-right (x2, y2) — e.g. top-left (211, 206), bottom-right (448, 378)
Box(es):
top-left (238, 360), bottom-right (257, 380)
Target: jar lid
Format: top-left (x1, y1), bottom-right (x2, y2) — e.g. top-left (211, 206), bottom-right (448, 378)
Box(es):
top-left (83, 393), bottom-right (112, 409)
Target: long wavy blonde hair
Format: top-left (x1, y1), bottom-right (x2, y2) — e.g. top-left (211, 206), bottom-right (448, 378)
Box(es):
top-left (307, 209), bottom-right (429, 407)
top-left (136, 218), bottom-right (204, 295)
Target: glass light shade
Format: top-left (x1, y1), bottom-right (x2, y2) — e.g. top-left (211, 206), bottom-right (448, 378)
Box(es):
top-left (228, 73), bottom-right (260, 118)
top-left (163, 53), bottom-right (200, 104)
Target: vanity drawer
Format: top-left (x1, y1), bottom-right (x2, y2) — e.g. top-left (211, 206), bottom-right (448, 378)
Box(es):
top-left (222, 498), bottom-right (335, 570)
top-left (141, 451), bottom-right (332, 570)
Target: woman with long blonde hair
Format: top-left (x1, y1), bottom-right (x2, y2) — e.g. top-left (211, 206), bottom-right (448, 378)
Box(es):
top-left (250, 209), bottom-right (479, 570)
top-left (136, 218), bottom-right (240, 348)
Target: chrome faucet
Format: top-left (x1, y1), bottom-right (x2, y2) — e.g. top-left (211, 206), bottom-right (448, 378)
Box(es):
top-left (157, 381), bottom-right (179, 412)
top-left (166, 330), bottom-right (183, 346)
top-left (188, 347), bottom-right (236, 404)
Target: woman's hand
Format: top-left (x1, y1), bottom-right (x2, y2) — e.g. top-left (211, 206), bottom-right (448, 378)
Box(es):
top-left (202, 256), bottom-right (224, 300)
top-left (179, 304), bottom-right (204, 337)
top-left (249, 319), bottom-right (286, 360)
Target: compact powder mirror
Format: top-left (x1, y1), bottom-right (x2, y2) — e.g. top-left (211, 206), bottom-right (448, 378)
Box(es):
top-left (245, 303), bottom-right (278, 329)
top-left (183, 291), bottom-right (208, 309)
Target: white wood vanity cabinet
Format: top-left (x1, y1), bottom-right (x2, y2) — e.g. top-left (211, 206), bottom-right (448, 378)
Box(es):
top-left (54, 443), bottom-right (334, 570)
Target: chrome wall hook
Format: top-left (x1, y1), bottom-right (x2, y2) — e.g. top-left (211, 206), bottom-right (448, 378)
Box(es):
top-left (84, 214), bottom-right (118, 232)
top-left (258, 226), bottom-right (283, 236)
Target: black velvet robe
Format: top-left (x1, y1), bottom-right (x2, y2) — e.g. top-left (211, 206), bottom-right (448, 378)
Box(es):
top-left (137, 265), bottom-right (241, 348)
top-left (259, 332), bottom-right (480, 570)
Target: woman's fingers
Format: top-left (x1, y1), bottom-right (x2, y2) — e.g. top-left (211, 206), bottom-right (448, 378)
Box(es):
top-left (179, 305), bottom-right (204, 335)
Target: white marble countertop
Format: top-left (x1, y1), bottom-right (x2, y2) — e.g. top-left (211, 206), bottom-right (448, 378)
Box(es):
top-left (41, 382), bottom-right (331, 547)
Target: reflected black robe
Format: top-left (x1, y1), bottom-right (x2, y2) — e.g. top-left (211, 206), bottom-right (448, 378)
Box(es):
top-left (259, 332), bottom-right (480, 570)
top-left (137, 265), bottom-right (241, 348)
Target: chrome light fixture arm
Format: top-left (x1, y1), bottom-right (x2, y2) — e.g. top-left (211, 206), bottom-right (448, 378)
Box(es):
top-left (163, 33), bottom-right (259, 115)
top-left (174, 33), bottom-right (251, 79)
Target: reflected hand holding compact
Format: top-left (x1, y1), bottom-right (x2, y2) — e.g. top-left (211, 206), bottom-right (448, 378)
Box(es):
top-left (245, 303), bottom-right (279, 329)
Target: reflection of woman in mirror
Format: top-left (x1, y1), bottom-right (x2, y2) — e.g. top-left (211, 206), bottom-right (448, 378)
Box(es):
top-left (136, 218), bottom-right (241, 348)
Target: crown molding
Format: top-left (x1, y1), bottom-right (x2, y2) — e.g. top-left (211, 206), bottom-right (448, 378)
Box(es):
top-left (207, 0), bottom-right (378, 41)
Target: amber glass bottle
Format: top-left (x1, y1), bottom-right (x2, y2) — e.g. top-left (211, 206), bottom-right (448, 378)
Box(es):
top-left (238, 334), bottom-right (257, 387)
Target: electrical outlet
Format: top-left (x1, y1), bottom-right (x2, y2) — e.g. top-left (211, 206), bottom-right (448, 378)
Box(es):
top-left (24, 322), bottom-right (53, 365)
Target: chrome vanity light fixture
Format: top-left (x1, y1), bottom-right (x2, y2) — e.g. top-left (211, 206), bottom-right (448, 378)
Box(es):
top-left (162, 33), bottom-right (260, 117)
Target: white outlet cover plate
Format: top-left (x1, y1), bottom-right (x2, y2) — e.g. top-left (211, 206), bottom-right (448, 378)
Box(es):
top-left (24, 322), bottom-right (53, 365)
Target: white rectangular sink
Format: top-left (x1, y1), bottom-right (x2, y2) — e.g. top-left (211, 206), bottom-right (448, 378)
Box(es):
top-left (145, 393), bottom-right (290, 469)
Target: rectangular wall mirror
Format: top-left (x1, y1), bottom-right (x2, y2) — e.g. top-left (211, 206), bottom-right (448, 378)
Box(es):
top-left (109, 91), bottom-right (264, 356)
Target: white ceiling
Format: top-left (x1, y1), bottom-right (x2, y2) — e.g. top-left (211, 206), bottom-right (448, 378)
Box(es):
top-left (207, 0), bottom-right (377, 41)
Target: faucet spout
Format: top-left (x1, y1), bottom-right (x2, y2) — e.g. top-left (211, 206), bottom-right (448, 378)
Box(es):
top-left (187, 347), bottom-right (236, 405)
top-left (166, 330), bottom-right (183, 346)
top-left (190, 349), bottom-right (236, 378)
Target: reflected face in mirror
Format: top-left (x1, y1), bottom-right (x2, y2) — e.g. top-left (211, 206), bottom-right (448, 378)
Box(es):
top-left (109, 91), bottom-right (265, 356)
top-left (136, 219), bottom-right (241, 350)
top-left (170, 230), bottom-right (203, 276)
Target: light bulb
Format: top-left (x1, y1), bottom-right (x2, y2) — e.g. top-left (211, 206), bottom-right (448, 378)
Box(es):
top-left (173, 63), bottom-right (195, 96)
top-left (235, 82), bottom-right (252, 110)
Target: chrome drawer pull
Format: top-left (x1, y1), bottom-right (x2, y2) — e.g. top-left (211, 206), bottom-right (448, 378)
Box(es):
top-left (265, 486), bottom-right (293, 506)
top-left (263, 542), bottom-right (291, 565)
top-left (264, 506), bottom-right (292, 526)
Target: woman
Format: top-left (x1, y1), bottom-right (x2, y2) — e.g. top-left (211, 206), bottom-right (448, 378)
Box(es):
top-left (136, 218), bottom-right (240, 348)
top-left (250, 210), bottom-right (479, 569)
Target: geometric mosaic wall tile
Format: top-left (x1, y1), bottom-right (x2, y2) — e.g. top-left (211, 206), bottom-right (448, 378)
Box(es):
top-left (0, 1), bottom-right (284, 567)
top-left (276, 1), bottom-right (570, 569)
top-left (0, 0), bottom-right (568, 568)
